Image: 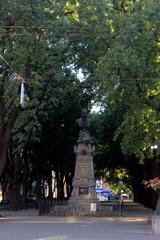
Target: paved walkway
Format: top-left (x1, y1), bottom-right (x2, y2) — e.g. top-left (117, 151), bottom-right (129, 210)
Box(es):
top-left (0, 203), bottom-right (159, 240)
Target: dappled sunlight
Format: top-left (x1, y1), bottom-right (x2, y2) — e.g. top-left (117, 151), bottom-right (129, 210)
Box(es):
top-left (119, 217), bottom-right (148, 222)
top-left (35, 236), bottom-right (68, 240)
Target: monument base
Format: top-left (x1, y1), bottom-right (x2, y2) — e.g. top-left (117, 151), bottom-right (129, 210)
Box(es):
top-left (50, 200), bottom-right (122, 217)
top-left (67, 195), bottom-right (99, 215)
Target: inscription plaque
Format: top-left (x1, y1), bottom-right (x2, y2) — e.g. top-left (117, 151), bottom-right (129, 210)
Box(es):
top-left (79, 187), bottom-right (88, 195)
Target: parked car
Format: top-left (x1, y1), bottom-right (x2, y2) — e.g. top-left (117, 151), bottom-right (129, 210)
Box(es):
top-left (97, 190), bottom-right (112, 201)
top-left (121, 193), bottom-right (129, 200)
top-left (27, 193), bottom-right (36, 202)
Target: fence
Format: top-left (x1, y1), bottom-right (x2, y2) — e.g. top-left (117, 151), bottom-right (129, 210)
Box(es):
top-left (38, 198), bottom-right (123, 216)
top-left (39, 198), bottom-right (68, 215)
top-left (0, 200), bottom-right (9, 209)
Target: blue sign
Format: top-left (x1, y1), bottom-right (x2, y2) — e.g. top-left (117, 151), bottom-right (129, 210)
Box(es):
top-left (101, 190), bottom-right (112, 198)
top-left (95, 180), bottom-right (103, 192)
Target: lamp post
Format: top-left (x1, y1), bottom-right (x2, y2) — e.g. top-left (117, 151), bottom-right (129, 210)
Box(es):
top-left (118, 181), bottom-right (124, 201)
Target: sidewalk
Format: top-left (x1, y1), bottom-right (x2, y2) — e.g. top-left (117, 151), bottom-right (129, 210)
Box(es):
top-left (0, 202), bottom-right (159, 240)
top-left (122, 201), bottom-right (154, 217)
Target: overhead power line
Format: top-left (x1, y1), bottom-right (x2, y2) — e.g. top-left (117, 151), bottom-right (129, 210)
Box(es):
top-left (0, 24), bottom-right (108, 37)
top-left (0, 54), bottom-right (25, 81)
top-left (0, 25), bottom-right (43, 29)
top-left (0, 33), bottom-right (29, 36)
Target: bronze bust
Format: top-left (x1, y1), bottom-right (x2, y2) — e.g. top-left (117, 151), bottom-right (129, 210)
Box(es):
top-left (76, 108), bottom-right (91, 131)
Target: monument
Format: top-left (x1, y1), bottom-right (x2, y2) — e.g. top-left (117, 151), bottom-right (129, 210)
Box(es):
top-left (68, 108), bottom-right (98, 215)
top-left (51, 109), bottom-right (120, 216)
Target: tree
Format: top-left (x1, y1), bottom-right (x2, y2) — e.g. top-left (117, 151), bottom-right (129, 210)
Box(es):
top-left (0, 0), bottom-right (78, 176)
top-left (0, 0), bottom-right (97, 207)
top-left (95, 0), bottom-right (160, 160)
top-left (66, 0), bottom-right (160, 208)
top-left (1, 0), bottom-right (159, 211)
top-left (91, 0), bottom-right (160, 209)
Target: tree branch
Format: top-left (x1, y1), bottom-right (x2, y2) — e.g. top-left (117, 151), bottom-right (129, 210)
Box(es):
top-left (12, 115), bottom-right (34, 135)
top-left (136, 81), bottom-right (160, 113)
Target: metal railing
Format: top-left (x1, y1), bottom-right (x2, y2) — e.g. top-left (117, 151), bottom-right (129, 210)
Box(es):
top-left (0, 200), bottom-right (9, 209)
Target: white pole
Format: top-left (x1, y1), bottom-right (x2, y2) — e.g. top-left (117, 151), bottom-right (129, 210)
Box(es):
top-left (20, 81), bottom-right (25, 107)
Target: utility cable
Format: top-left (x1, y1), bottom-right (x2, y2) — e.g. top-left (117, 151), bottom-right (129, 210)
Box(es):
top-left (0, 53), bottom-right (24, 81)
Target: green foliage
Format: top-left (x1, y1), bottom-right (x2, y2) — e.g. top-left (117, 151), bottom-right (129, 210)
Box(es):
top-left (0, 0), bottom-right (159, 205)
top-left (92, 0), bottom-right (160, 160)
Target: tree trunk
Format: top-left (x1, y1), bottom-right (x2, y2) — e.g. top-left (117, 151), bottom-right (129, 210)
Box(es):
top-left (9, 184), bottom-right (20, 210)
top-left (35, 174), bottom-right (42, 208)
top-left (21, 154), bottom-right (28, 209)
top-left (0, 106), bottom-right (21, 176)
top-left (156, 191), bottom-right (160, 215)
top-left (48, 171), bottom-right (53, 200)
top-left (8, 151), bottom-right (22, 210)
top-left (58, 171), bottom-right (65, 200)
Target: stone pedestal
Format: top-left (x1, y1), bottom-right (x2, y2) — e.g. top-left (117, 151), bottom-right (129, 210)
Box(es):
top-left (68, 138), bottom-right (98, 215)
